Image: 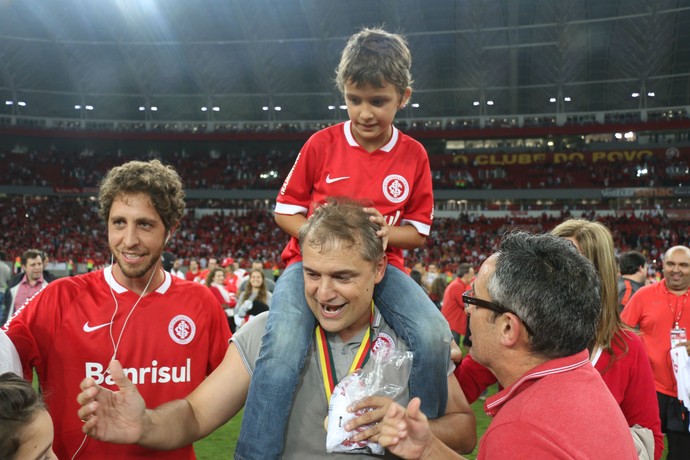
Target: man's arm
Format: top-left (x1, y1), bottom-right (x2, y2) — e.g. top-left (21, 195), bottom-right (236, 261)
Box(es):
top-left (427, 374), bottom-right (476, 453)
top-left (78, 343), bottom-right (249, 449)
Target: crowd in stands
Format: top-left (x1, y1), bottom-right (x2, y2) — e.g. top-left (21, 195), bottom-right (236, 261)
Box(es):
top-left (1, 144), bottom-right (688, 190)
top-left (1, 196), bottom-right (688, 276)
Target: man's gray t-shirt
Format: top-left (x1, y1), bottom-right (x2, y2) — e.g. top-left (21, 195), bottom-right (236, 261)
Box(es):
top-left (232, 309), bottom-right (413, 459)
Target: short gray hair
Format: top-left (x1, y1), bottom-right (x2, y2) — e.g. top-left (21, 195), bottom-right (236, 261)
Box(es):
top-left (298, 198), bottom-right (384, 264)
top-left (487, 231), bottom-right (600, 359)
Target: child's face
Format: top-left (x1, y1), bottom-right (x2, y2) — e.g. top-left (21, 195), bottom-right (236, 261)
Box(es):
top-left (343, 80), bottom-right (410, 152)
top-left (15, 409), bottom-right (57, 460)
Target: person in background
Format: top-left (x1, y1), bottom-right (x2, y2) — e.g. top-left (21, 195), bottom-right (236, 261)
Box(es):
top-left (161, 251), bottom-right (175, 273)
top-left (441, 263), bottom-right (474, 345)
top-left (0, 251), bottom-right (11, 311)
top-left (206, 267), bottom-right (237, 332)
top-left (1, 249), bottom-right (50, 324)
top-left (428, 276), bottom-right (447, 311)
top-left (0, 372), bottom-right (57, 460)
top-left (424, 263), bottom-right (440, 291)
top-left (239, 27), bottom-right (452, 459)
top-left (622, 245), bottom-right (690, 460)
top-left (197, 257), bottom-right (218, 285)
top-left (409, 269), bottom-right (427, 293)
top-left (170, 258), bottom-right (185, 279)
top-left (378, 232), bottom-right (638, 459)
top-left (222, 257), bottom-right (242, 294)
top-left (458, 220), bottom-right (662, 459)
top-left (238, 259), bottom-right (275, 293)
top-left (185, 259), bottom-right (200, 282)
top-left (2, 159), bottom-right (231, 459)
top-left (234, 268), bottom-right (272, 329)
top-left (618, 250), bottom-right (647, 312)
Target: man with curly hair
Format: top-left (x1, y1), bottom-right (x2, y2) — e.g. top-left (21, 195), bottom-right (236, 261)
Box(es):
top-left (3, 159), bottom-right (231, 459)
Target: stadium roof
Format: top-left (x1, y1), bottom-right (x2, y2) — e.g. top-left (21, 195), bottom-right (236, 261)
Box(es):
top-left (1, 0), bottom-right (689, 122)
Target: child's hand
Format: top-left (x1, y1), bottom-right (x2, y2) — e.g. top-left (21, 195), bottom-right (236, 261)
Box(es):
top-left (363, 207), bottom-right (389, 251)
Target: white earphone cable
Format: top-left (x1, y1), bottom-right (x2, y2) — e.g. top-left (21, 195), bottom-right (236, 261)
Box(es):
top-left (71, 255), bottom-right (160, 460)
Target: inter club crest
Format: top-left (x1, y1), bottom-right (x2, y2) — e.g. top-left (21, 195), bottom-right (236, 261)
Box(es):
top-left (168, 315), bottom-right (196, 345)
top-left (382, 174), bottom-right (409, 204)
top-left (372, 332), bottom-right (396, 359)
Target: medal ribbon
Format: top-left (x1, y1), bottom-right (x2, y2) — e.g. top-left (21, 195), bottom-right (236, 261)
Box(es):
top-left (316, 301), bottom-right (374, 401)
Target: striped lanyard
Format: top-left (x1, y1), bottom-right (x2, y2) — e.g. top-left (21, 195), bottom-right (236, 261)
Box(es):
top-left (315, 302), bottom-right (374, 401)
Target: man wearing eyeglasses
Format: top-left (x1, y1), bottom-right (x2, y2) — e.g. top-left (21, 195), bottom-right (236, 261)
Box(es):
top-left (378, 231), bottom-right (638, 459)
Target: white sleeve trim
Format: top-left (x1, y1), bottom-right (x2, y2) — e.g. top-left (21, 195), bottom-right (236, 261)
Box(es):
top-left (274, 202), bottom-right (309, 216)
top-left (400, 219), bottom-right (431, 237)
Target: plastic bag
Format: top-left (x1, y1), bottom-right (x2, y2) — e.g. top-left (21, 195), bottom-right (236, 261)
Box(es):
top-left (325, 346), bottom-right (413, 455)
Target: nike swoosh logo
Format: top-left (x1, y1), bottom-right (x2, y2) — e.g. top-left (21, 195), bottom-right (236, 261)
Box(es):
top-left (325, 174), bottom-right (350, 184)
top-left (83, 322), bottom-right (113, 333)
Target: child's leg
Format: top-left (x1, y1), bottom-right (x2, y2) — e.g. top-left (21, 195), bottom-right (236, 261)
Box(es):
top-left (235, 262), bottom-right (315, 460)
top-left (375, 265), bottom-right (452, 418)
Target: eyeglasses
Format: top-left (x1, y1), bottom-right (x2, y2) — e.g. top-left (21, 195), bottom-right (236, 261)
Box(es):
top-left (462, 291), bottom-right (534, 336)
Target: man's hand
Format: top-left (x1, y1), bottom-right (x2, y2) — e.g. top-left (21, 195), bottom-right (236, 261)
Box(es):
top-left (363, 207), bottom-right (389, 251)
top-left (344, 395), bottom-right (395, 444)
top-left (77, 359), bottom-right (147, 443)
top-left (378, 398), bottom-right (434, 459)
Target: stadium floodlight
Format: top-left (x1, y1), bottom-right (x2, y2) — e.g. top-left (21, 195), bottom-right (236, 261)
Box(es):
top-left (201, 107), bottom-right (208, 112)
top-left (212, 106), bottom-right (220, 112)
top-left (5, 100), bottom-right (13, 105)
top-left (472, 101), bottom-right (480, 106)
top-left (328, 105), bottom-right (336, 110)
top-left (274, 106), bottom-right (281, 111)
top-left (647, 91), bottom-right (655, 97)
top-left (262, 106), bottom-right (269, 111)
top-left (486, 100), bottom-right (494, 106)
top-left (411, 103), bottom-right (420, 108)
top-left (151, 106), bottom-right (158, 111)
top-left (564, 96), bottom-right (571, 102)
top-left (614, 132), bottom-right (623, 139)
top-left (75, 105), bottom-right (82, 110)
top-left (18, 101), bottom-right (26, 107)
top-left (339, 105), bottom-right (347, 110)
top-left (139, 106), bottom-right (146, 111)
top-left (631, 92), bottom-right (640, 98)
top-left (549, 97), bottom-right (557, 103)
top-left (85, 105), bottom-right (93, 110)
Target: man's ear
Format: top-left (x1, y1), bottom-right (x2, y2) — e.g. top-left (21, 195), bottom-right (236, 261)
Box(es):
top-left (374, 255), bottom-right (388, 284)
top-left (499, 314), bottom-right (525, 347)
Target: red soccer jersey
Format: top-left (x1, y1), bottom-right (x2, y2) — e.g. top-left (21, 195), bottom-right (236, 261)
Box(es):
top-left (442, 278), bottom-right (469, 335)
top-left (4, 267), bottom-right (231, 460)
top-left (276, 121), bottom-right (434, 271)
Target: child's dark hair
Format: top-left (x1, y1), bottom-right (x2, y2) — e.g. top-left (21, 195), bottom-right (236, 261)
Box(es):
top-left (335, 27), bottom-right (413, 98)
top-left (0, 372), bottom-right (46, 459)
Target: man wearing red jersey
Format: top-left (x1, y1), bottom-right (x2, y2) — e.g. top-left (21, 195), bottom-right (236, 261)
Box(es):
top-left (441, 263), bottom-right (474, 345)
top-left (3, 160), bottom-right (231, 460)
top-left (185, 259), bottom-right (200, 282)
top-left (622, 245), bottom-right (690, 460)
